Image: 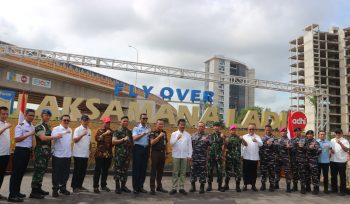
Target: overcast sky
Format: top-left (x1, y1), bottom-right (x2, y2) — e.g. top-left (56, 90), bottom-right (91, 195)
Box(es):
top-left (1, 0), bottom-right (349, 112)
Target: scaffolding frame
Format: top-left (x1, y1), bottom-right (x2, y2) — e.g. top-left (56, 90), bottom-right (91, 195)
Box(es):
top-left (0, 44), bottom-right (329, 132)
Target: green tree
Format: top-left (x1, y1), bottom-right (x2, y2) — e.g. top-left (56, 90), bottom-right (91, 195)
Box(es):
top-left (308, 96), bottom-right (317, 114)
top-left (235, 106), bottom-right (271, 124)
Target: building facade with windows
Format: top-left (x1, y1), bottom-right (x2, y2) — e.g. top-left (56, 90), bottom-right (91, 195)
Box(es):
top-left (289, 24), bottom-right (350, 132)
top-left (204, 55), bottom-right (255, 121)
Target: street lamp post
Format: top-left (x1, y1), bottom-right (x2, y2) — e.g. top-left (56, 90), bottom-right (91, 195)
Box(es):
top-left (128, 45), bottom-right (139, 86)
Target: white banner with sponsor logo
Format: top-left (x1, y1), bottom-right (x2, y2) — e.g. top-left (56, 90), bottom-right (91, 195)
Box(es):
top-left (6, 72), bottom-right (30, 84)
top-left (32, 77), bottom-right (52, 88)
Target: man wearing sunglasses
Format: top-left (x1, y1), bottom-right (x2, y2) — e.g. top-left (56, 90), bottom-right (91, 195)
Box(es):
top-left (51, 115), bottom-right (72, 197)
top-left (71, 115), bottom-right (91, 194)
top-left (132, 113), bottom-right (151, 194)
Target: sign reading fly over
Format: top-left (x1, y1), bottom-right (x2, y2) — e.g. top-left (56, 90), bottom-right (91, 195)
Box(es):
top-left (114, 83), bottom-right (214, 103)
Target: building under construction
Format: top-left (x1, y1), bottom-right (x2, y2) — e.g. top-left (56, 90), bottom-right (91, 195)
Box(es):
top-left (290, 24), bottom-right (350, 133)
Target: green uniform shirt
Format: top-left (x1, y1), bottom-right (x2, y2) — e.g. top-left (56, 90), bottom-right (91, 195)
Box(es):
top-left (226, 135), bottom-right (241, 158)
top-left (35, 122), bottom-right (52, 147)
top-left (209, 132), bottom-right (224, 158)
top-left (113, 127), bottom-right (133, 158)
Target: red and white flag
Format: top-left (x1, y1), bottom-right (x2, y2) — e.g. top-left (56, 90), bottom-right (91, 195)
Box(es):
top-left (287, 111), bottom-right (294, 139)
top-left (18, 91), bottom-right (26, 124)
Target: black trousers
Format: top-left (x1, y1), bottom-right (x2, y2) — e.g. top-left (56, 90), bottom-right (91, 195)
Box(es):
top-left (132, 145), bottom-right (149, 191)
top-left (93, 157), bottom-right (111, 188)
top-left (330, 161), bottom-right (346, 193)
top-left (9, 147), bottom-right (31, 197)
top-left (243, 159), bottom-right (258, 186)
top-left (71, 157), bottom-right (88, 189)
top-left (0, 155), bottom-right (10, 189)
top-left (318, 163), bottom-right (329, 191)
top-left (52, 156), bottom-right (71, 191)
top-left (150, 150), bottom-right (166, 190)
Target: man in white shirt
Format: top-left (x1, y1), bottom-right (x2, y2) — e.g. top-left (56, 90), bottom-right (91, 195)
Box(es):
top-left (71, 115), bottom-right (91, 193)
top-left (169, 119), bottom-right (192, 195)
top-left (241, 123), bottom-right (262, 192)
top-left (0, 106), bottom-right (11, 200)
top-left (51, 115), bottom-right (73, 197)
top-left (330, 128), bottom-right (349, 196)
top-left (8, 109), bottom-right (35, 203)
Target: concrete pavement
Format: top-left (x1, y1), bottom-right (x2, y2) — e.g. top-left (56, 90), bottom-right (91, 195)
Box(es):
top-left (0, 174), bottom-right (347, 204)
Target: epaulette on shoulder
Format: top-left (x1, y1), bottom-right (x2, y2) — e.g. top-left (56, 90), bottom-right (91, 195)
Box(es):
top-left (35, 124), bottom-right (42, 128)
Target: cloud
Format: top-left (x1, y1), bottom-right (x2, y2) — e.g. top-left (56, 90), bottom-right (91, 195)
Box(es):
top-left (0, 0), bottom-right (348, 112)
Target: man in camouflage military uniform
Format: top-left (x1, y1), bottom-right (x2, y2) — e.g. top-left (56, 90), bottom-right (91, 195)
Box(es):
top-left (112, 116), bottom-right (133, 194)
top-left (190, 122), bottom-right (210, 194)
top-left (207, 122), bottom-right (225, 192)
top-left (291, 127), bottom-right (307, 193)
top-left (259, 125), bottom-right (277, 192)
top-left (223, 125), bottom-right (245, 192)
top-left (30, 109), bottom-right (62, 199)
top-left (304, 130), bottom-right (321, 195)
top-left (274, 127), bottom-right (292, 192)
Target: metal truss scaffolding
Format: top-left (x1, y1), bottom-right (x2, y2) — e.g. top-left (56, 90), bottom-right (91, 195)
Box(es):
top-left (0, 44), bottom-right (329, 132)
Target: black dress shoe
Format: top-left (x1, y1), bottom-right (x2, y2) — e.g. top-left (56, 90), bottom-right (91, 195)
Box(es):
top-left (121, 186), bottom-right (131, 193)
top-left (251, 186), bottom-right (258, 192)
top-left (39, 188), bottom-right (50, 196)
top-left (150, 190), bottom-right (156, 195)
top-left (79, 187), bottom-right (89, 192)
top-left (17, 193), bottom-right (26, 198)
top-left (133, 190), bottom-right (139, 194)
top-left (29, 192), bottom-right (45, 199)
top-left (52, 191), bottom-right (59, 197)
top-left (169, 189), bottom-right (177, 195)
top-left (139, 188), bottom-right (148, 193)
top-left (94, 188), bottom-right (100, 194)
top-left (339, 192), bottom-right (346, 196)
top-left (179, 189), bottom-right (187, 195)
top-left (0, 194), bottom-right (7, 200)
top-left (101, 187), bottom-right (111, 192)
top-left (156, 187), bottom-right (169, 193)
top-left (60, 189), bottom-right (71, 195)
top-left (8, 196), bottom-right (23, 203)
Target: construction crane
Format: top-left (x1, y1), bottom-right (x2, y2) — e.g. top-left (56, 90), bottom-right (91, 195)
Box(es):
top-left (0, 44), bottom-right (329, 133)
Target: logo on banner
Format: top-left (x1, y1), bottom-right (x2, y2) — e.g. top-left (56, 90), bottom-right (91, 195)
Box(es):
top-left (287, 111), bottom-right (307, 138)
top-left (290, 112), bottom-right (307, 130)
top-left (6, 72), bottom-right (30, 84)
top-left (32, 77), bottom-right (52, 88)
top-left (0, 90), bottom-right (16, 113)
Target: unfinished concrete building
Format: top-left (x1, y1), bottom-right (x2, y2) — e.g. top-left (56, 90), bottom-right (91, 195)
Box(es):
top-left (290, 24), bottom-right (350, 133)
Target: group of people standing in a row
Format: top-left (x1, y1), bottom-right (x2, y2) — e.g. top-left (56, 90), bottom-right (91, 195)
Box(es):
top-left (0, 106), bottom-right (349, 203)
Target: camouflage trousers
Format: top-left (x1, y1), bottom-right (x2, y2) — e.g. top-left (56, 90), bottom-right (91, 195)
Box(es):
top-left (207, 157), bottom-right (224, 183)
top-left (190, 158), bottom-right (207, 184)
top-left (260, 158), bottom-right (275, 184)
top-left (306, 157), bottom-right (319, 186)
top-left (291, 156), bottom-right (299, 182)
top-left (292, 156), bottom-right (307, 185)
top-left (275, 156), bottom-right (292, 184)
top-left (114, 155), bottom-right (130, 183)
top-left (31, 147), bottom-right (50, 189)
top-left (225, 155), bottom-right (241, 181)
